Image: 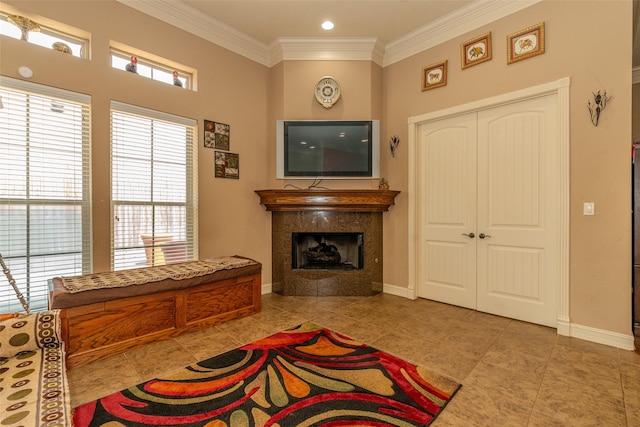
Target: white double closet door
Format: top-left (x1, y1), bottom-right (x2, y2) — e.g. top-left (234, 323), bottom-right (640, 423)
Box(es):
top-left (416, 94), bottom-right (558, 327)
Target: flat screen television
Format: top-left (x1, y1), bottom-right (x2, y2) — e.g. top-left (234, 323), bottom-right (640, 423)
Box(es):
top-left (276, 120), bottom-right (380, 179)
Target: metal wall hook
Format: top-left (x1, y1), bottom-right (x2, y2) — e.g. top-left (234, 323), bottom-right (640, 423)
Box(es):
top-left (389, 135), bottom-right (399, 158)
top-left (587, 90), bottom-right (611, 126)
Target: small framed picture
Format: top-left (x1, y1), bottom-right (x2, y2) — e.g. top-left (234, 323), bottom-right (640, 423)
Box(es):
top-left (507, 22), bottom-right (545, 64)
top-left (215, 151), bottom-right (239, 179)
top-left (204, 120), bottom-right (230, 150)
top-left (421, 60), bottom-right (448, 91)
top-left (461, 32), bottom-right (492, 69)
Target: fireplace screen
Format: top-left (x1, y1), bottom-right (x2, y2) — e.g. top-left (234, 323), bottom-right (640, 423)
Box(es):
top-left (292, 232), bottom-right (364, 270)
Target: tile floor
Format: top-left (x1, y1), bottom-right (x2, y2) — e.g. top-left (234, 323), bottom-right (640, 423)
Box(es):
top-left (68, 293), bottom-right (640, 426)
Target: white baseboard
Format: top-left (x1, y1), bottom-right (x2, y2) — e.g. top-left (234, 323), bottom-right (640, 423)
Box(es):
top-left (381, 287), bottom-right (635, 351)
top-left (261, 283), bottom-right (272, 295)
top-left (383, 283), bottom-right (416, 299)
top-left (556, 317), bottom-right (570, 337)
top-left (566, 322), bottom-right (636, 351)
top-left (264, 283), bottom-right (635, 351)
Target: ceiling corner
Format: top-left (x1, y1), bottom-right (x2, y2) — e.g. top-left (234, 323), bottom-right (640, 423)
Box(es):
top-left (116, 0), bottom-right (271, 66)
top-left (383, 0), bottom-right (543, 67)
top-left (116, 0), bottom-right (542, 69)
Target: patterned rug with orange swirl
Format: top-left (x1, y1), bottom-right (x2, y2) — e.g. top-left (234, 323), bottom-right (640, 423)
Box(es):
top-left (72, 322), bottom-right (461, 426)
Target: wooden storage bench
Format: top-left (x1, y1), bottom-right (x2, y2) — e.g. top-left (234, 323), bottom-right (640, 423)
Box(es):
top-left (49, 258), bottom-right (261, 368)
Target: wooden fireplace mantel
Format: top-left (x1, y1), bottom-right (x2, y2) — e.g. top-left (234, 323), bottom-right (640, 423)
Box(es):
top-left (255, 189), bottom-right (400, 212)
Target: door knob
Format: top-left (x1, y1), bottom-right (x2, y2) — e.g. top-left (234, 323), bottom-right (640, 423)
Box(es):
top-left (461, 232), bottom-right (475, 238)
top-left (479, 233), bottom-right (491, 239)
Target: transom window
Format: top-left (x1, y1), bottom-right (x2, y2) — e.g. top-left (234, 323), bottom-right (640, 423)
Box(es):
top-left (110, 102), bottom-right (197, 270)
top-left (111, 49), bottom-right (191, 90)
top-left (0, 77), bottom-right (91, 312)
top-left (0, 13), bottom-right (88, 58)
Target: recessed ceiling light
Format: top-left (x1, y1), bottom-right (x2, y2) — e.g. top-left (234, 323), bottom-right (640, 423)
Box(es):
top-left (321, 20), bottom-right (334, 31)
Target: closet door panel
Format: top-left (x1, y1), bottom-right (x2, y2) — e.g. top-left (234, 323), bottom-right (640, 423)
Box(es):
top-left (476, 94), bottom-right (558, 327)
top-left (417, 113), bottom-right (477, 309)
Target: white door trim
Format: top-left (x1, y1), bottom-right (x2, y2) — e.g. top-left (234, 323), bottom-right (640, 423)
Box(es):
top-left (408, 77), bottom-right (570, 334)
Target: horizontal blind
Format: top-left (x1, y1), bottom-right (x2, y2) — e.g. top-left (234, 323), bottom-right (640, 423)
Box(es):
top-left (0, 76), bottom-right (91, 312)
top-left (110, 101), bottom-right (197, 270)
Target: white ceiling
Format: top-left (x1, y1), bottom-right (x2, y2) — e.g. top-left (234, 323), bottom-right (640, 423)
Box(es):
top-left (117, 0), bottom-right (542, 67)
top-left (180, 0), bottom-right (474, 46)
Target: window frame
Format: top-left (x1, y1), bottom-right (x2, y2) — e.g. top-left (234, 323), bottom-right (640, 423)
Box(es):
top-left (111, 48), bottom-right (192, 90)
top-left (0, 76), bottom-right (92, 312)
top-left (0, 12), bottom-right (89, 59)
top-left (110, 101), bottom-right (198, 271)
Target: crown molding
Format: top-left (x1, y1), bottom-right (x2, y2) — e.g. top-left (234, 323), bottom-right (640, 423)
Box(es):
top-left (116, 0), bottom-right (541, 68)
top-left (270, 38), bottom-right (385, 67)
top-left (116, 0), bottom-right (271, 66)
top-left (383, 0), bottom-right (542, 67)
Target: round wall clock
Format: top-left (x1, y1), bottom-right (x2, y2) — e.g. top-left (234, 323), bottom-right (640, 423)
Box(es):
top-left (315, 76), bottom-right (341, 108)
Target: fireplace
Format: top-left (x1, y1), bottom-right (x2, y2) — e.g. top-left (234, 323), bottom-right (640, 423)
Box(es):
top-left (255, 189), bottom-right (400, 296)
top-left (292, 232), bottom-right (364, 270)
top-left (270, 210), bottom-right (381, 296)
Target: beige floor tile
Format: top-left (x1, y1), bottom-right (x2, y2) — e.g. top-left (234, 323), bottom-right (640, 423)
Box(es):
top-left (441, 383), bottom-right (533, 426)
top-left (431, 410), bottom-right (482, 427)
top-left (308, 309), bottom-right (362, 333)
top-left (326, 299), bottom-right (382, 319)
top-left (324, 317), bottom-right (391, 344)
top-left (619, 348), bottom-right (640, 366)
top-left (66, 293), bottom-right (640, 425)
top-left (367, 330), bottom-right (431, 365)
top-left (490, 322), bottom-right (557, 361)
top-left (252, 302), bottom-right (287, 317)
top-left (220, 312), bottom-right (309, 345)
top-left (311, 295), bottom-right (363, 311)
top-left (529, 394), bottom-right (627, 426)
top-left (263, 296), bottom-right (326, 319)
top-left (124, 338), bottom-right (198, 381)
top-left (556, 334), bottom-right (620, 358)
top-left (418, 346), bottom-right (481, 381)
top-left (67, 353), bottom-right (142, 407)
top-left (546, 344), bottom-right (621, 381)
top-left (621, 361), bottom-right (640, 426)
top-left (526, 410), bottom-right (578, 427)
top-left (463, 310), bottom-right (513, 333)
top-left (355, 309), bottom-right (403, 334)
top-left (538, 365), bottom-right (624, 405)
top-left (175, 327), bottom-right (242, 361)
top-left (533, 359), bottom-right (627, 426)
top-left (465, 348), bottom-right (546, 400)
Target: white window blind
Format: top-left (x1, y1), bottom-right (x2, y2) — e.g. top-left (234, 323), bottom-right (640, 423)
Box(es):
top-left (110, 101), bottom-right (197, 270)
top-left (0, 76), bottom-right (91, 312)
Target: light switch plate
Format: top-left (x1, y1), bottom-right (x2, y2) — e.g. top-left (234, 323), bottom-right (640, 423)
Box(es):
top-left (583, 202), bottom-right (595, 215)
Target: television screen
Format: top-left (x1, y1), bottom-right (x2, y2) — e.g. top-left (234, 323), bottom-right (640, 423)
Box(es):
top-left (276, 120), bottom-right (380, 179)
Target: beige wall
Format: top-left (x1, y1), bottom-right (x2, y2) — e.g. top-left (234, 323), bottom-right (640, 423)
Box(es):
top-left (266, 60), bottom-right (384, 190)
top-left (382, 0), bottom-right (632, 335)
top-left (1, 0), bottom-right (634, 338)
top-left (0, 0), bottom-right (273, 277)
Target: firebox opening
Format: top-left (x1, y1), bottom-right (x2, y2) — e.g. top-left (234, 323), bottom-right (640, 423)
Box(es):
top-left (292, 232), bottom-right (364, 270)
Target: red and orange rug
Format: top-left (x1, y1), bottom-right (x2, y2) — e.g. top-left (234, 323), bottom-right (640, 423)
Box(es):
top-left (73, 322), bottom-right (460, 426)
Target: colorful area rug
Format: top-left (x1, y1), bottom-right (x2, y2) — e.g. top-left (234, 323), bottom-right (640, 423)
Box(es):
top-left (73, 322), bottom-right (461, 426)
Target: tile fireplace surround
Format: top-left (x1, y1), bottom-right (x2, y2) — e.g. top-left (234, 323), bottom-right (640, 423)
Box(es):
top-left (255, 189), bottom-right (400, 296)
